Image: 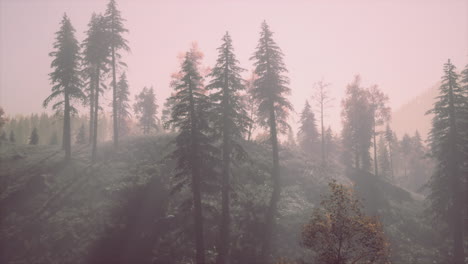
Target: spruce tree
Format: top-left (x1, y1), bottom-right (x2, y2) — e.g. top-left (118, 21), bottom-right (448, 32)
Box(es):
top-left (297, 100), bottom-right (319, 156)
top-left (116, 72), bottom-right (131, 136)
top-left (385, 124), bottom-right (395, 180)
top-left (427, 59), bottom-right (467, 263)
top-left (82, 13), bottom-right (110, 161)
top-left (205, 32), bottom-right (249, 264)
top-left (29, 127), bottom-right (39, 145)
top-left (133, 86), bottom-right (158, 134)
top-left (166, 49), bottom-right (216, 264)
top-left (377, 135), bottom-right (391, 179)
top-left (368, 85), bottom-right (391, 177)
top-left (104, 0), bottom-right (129, 148)
top-left (43, 14), bottom-right (84, 160)
top-left (341, 76), bottom-right (373, 172)
top-left (250, 21), bottom-right (292, 261)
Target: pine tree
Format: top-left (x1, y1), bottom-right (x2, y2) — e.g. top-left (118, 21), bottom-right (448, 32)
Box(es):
top-left (250, 21), bottom-right (292, 261)
top-left (341, 76), bottom-right (373, 172)
top-left (76, 124), bottom-right (86, 145)
top-left (165, 48), bottom-right (216, 264)
top-left (368, 85), bottom-right (391, 177)
top-left (133, 86), bottom-right (158, 134)
top-left (384, 124), bottom-right (395, 180)
top-left (400, 134), bottom-right (412, 179)
top-left (29, 127), bottom-right (39, 145)
top-left (205, 32), bottom-right (249, 264)
top-left (427, 59), bottom-right (467, 263)
top-left (82, 13), bottom-right (111, 161)
top-left (104, 0), bottom-right (129, 148)
top-left (43, 14), bottom-right (84, 160)
top-left (377, 135), bottom-right (391, 180)
top-left (9, 130), bottom-right (15, 143)
top-left (161, 95), bottom-right (176, 132)
top-left (297, 100), bottom-right (319, 156)
top-left (116, 72), bottom-right (131, 137)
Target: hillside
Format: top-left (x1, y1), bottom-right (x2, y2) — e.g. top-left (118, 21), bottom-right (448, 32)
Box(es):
top-left (0, 136), bottom-right (442, 263)
top-left (391, 83), bottom-right (439, 140)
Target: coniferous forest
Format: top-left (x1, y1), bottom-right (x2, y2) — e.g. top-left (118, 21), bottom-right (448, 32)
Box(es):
top-left (0, 1), bottom-right (467, 263)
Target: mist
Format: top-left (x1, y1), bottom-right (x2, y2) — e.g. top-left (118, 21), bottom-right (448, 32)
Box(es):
top-left (1, 0), bottom-right (467, 263)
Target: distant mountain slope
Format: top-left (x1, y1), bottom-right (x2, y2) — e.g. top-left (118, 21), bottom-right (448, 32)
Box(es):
top-left (391, 83), bottom-right (439, 141)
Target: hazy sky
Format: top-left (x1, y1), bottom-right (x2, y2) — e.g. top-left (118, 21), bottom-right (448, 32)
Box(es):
top-left (1, 0), bottom-right (467, 131)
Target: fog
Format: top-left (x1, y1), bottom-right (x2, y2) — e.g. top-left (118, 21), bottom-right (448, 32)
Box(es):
top-left (1, 0), bottom-right (467, 131)
top-left (1, 1), bottom-right (468, 264)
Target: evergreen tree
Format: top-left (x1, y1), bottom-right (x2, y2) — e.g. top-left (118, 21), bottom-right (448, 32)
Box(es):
top-left (161, 95), bottom-right (176, 132)
top-left (116, 72), bottom-right (131, 137)
top-left (250, 21), bottom-right (292, 261)
top-left (377, 135), bottom-right (391, 180)
top-left (427, 59), bottom-right (467, 263)
top-left (165, 49), bottom-right (216, 264)
top-left (9, 130), bottom-right (15, 143)
top-left (82, 13), bottom-right (111, 161)
top-left (341, 76), bottom-right (373, 172)
top-left (400, 134), bottom-right (412, 179)
top-left (297, 100), bottom-right (319, 156)
top-left (133, 86), bottom-right (158, 134)
top-left (384, 124), bottom-right (395, 180)
top-left (205, 32), bottom-right (249, 264)
top-left (368, 85), bottom-right (391, 177)
top-left (29, 127), bottom-right (39, 145)
top-left (76, 124), bottom-right (86, 145)
top-left (43, 14), bottom-right (84, 160)
top-left (104, 0), bottom-right (129, 148)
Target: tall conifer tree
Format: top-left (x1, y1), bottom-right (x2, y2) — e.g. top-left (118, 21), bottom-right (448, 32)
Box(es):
top-left (297, 100), bottom-right (319, 156)
top-left (166, 49), bottom-right (216, 264)
top-left (82, 13), bottom-right (110, 161)
top-left (44, 14), bottom-right (84, 160)
top-left (206, 32), bottom-right (249, 264)
top-left (250, 21), bottom-right (292, 262)
top-left (104, 0), bottom-right (129, 148)
top-left (427, 59), bottom-right (467, 263)
top-left (116, 72), bottom-right (131, 136)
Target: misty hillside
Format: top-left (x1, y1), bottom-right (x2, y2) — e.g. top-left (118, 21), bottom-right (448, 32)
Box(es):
top-left (0, 135), bottom-right (441, 263)
top-left (391, 83), bottom-right (439, 140)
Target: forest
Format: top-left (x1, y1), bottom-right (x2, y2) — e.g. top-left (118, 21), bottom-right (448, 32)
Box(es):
top-left (0, 1), bottom-right (467, 264)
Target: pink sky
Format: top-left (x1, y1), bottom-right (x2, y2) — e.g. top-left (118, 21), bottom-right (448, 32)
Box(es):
top-left (1, 0), bottom-right (467, 132)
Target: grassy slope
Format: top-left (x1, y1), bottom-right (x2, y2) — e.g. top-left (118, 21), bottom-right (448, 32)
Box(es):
top-left (0, 136), bottom-right (439, 263)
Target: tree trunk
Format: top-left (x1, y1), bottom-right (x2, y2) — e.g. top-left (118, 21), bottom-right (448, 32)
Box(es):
top-left (261, 103), bottom-right (281, 263)
top-left (373, 121), bottom-right (378, 177)
top-left (89, 77), bottom-right (95, 145)
top-left (112, 42), bottom-right (118, 148)
top-left (321, 100), bottom-right (325, 166)
top-left (448, 78), bottom-right (465, 263)
top-left (388, 142), bottom-right (394, 180)
top-left (63, 89), bottom-right (71, 160)
top-left (92, 68), bottom-right (100, 162)
top-left (217, 66), bottom-right (231, 264)
top-left (189, 77), bottom-right (205, 264)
